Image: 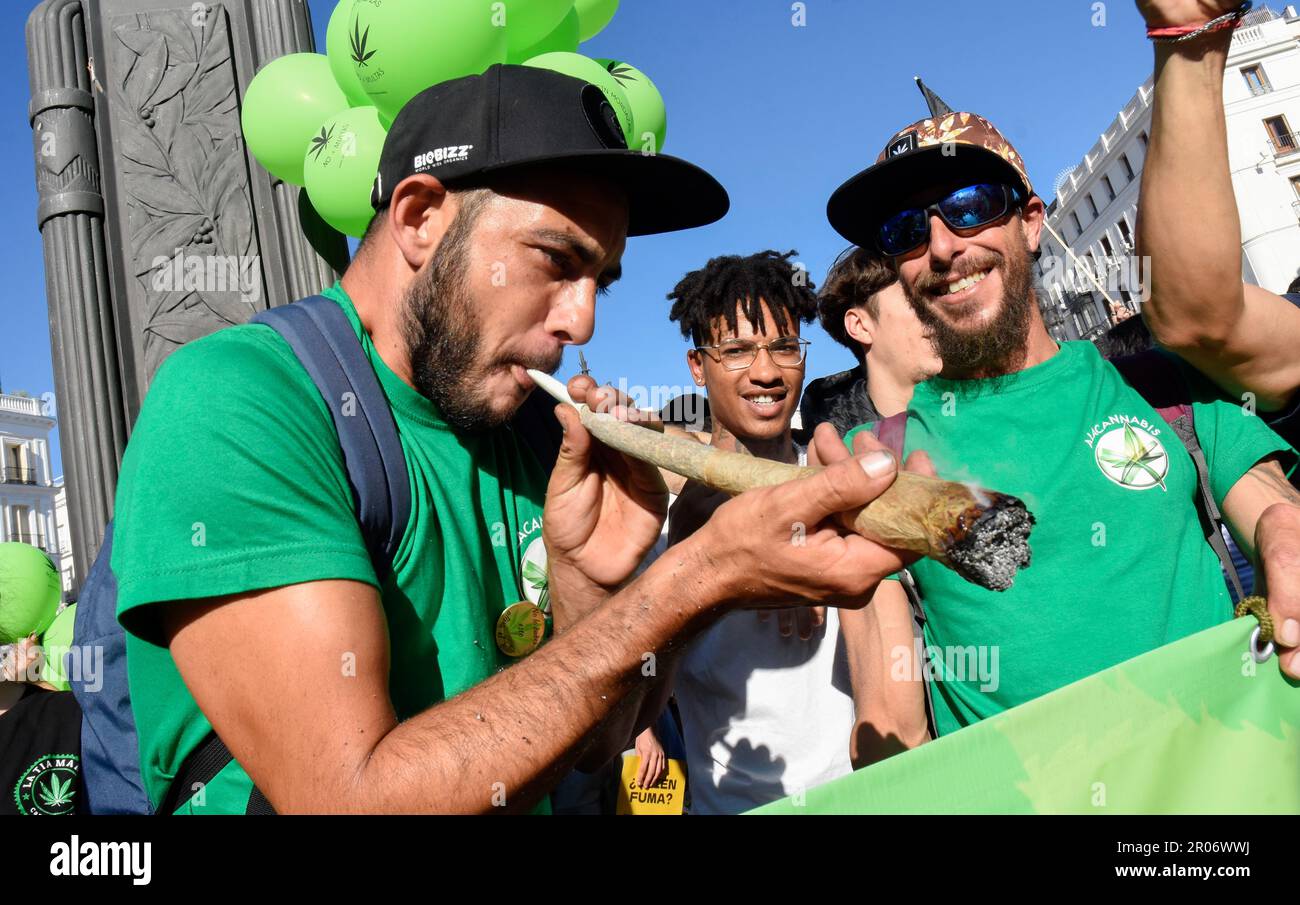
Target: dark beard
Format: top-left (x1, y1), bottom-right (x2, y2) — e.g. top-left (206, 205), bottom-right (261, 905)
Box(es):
top-left (906, 235), bottom-right (1035, 381)
top-left (400, 213), bottom-right (503, 433)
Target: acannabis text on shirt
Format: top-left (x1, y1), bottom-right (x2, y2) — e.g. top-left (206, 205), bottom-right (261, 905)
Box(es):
top-left (49, 836), bottom-right (151, 886)
top-left (1084, 413), bottom-right (1165, 449)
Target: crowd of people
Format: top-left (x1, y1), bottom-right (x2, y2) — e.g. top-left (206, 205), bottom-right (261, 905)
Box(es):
top-left (4, 0), bottom-right (1300, 816)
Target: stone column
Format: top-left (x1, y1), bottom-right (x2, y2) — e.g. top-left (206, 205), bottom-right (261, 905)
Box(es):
top-left (27, 0), bottom-right (348, 593)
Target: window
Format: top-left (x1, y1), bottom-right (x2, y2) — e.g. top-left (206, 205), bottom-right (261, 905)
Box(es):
top-left (1071, 211), bottom-right (1083, 237)
top-left (1265, 115), bottom-right (1296, 154)
top-left (1120, 153), bottom-right (1135, 182)
top-left (8, 505), bottom-right (32, 544)
top-left (1291, 176), bottom-right (1300, 199)
top-left (1118, 217), bottom-right (1133, 248)
top-left (1100, 234), bottom-right (1114, 260)
top-left (1102, 174), bottom-right (1117, 202)
top-left (2, 442), bottom-right (30, 484)
top-left (1087, 194), bottom-right (1099, 218)
top-left (1243, 65), bottom-right (1271, 96)
top-left (1139, 131), bottom-right (1149, 150)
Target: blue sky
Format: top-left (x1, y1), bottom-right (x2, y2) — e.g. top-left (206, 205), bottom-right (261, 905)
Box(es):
top-left (1, 0), bottom-right (1162, 474)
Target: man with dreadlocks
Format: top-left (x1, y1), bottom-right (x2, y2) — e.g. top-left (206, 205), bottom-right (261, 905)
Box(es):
top-left (661, 249), bottom-right (864, 813)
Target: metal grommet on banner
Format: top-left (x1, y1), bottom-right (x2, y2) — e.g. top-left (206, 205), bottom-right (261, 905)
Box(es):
top-left (1235, 596), bottom-right (1275, 662)
top-left (1249, 625), bottom-right (1275, 663)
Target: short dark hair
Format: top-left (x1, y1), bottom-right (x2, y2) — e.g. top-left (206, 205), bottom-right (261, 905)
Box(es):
top-left (354, 185), bottom-right (495, 259)
top-left (357, 202), bottom-right (391, 254)
top-left (659, 393), bottom-right (712, 433)
top-left (1288, 273), bottom-right (1300, 295)
top-left (817, 246), bottom-right (899, 355)
top-left (667, 250), bottom-right (818, 346)
top-left (1097, 313), bottom-right (1153, 360)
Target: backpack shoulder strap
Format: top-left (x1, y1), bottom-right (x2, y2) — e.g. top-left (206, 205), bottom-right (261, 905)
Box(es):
top-left (251, 296), bottom-right (411, 578)
top-left (1112, 349), bottom-right (1245, 601)
top-left (155, 296), bottom-right (412, 816)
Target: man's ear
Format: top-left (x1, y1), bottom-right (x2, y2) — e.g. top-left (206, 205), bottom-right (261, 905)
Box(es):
top-left (389, 174), bottom-right (453, 269)
top-left (843, 306), bottom-right (874, 355)
top-left (686, 348), bottom-right (707, 387)
top-left (1020, 193), bottom-right (1046, 254)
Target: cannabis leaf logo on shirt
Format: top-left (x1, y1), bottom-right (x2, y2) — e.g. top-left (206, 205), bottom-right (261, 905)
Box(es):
top-left (351, 18), bottom-right (376, 67)
top-left (522, 559), bottom-right (550, 610)
top-left (38, 773), bottom-right (75, 810)
top-left (1097, 422), bottom-right (1168, 490)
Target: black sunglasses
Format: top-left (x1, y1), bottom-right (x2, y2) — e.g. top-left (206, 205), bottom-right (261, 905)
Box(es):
top-left (877, 183), bottom-right (1024, 256)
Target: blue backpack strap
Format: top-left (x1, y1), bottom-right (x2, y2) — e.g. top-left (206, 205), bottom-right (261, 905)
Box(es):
top-left (1113, 349), bottom-right (1246, 601)
top-left (71, 522), bottom-right (155, 814)
top-left (251, 295), bottom-right (411, 578)
top-left (157, 296), bottom-right (413, 815)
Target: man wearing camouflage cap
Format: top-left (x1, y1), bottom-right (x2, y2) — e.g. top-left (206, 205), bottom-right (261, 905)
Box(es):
top-left (817, 5), bottom-right (1300, 743)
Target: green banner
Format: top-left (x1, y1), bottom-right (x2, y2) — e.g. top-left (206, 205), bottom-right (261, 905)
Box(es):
top-left (753, 619), bottom-right (1300, 814)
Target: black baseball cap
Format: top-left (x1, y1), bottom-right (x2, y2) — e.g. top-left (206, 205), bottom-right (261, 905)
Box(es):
top-left (371, 64), bottom-right (729, 237)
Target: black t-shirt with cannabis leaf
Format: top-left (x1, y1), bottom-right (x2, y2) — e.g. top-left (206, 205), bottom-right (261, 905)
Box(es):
top-left (1, 686), bottom-right (83, 815)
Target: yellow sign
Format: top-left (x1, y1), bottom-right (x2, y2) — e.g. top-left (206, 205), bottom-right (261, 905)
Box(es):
top-left (616, 754), bottom-right (687, 815)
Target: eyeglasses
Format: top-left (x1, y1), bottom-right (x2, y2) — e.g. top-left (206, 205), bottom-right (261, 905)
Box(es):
top-left (877, 183), bottom-right (1024, 256)
top-left (695, 337), bottom-right (810, 370)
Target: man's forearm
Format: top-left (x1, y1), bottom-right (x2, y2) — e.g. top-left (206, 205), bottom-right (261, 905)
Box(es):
top-left (1138, 30), bottom-right (1241, 349)
top-left (347, 539), bottom-right (719, 813)
top-left (841, 583), bottom-right (929, 769)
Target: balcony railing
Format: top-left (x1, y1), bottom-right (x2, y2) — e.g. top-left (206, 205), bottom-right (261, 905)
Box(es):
top-left (1269, 131), bottom-right (1300, 157)
top-left (1248, 83), bottom-right (1272, 97)
top-left (8, 531), bottom-right (48, 552)
top-left (0, 393), bottom-right (44, 417)
top-left (0, 467), bottom-right (39, 485)
top-left (1292, 200), bottom-right (1300, 221)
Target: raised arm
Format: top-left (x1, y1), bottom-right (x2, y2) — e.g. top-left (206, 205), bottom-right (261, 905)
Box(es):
top-left (1136, 0), bottom-right (1300, 409)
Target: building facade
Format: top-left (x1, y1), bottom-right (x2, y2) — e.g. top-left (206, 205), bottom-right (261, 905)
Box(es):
top-left (54, 479), bottom-right (74, 597)
top-left (0, 391), bottom-right (67, 597)
top-left (1038, 4), bottom-right (1300, 342)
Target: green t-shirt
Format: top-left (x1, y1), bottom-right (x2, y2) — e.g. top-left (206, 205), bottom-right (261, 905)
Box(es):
top-left (844, 341), bottom-right (1294, 737)
top-left (113, 283), bottom-right (550, 813)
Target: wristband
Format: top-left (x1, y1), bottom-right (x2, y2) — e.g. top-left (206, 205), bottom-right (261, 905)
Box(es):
top-left (1147, 1), bottom-right (1251, 43)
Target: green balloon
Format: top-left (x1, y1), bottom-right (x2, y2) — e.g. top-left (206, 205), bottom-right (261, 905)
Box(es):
top-left (573, 0), bottom-right (618, 42)
top-left (504, 0), bottom-right (574, 57)
top-left (523, 52), bottom-right (635, 146)
top-left (595, 59), bottom-right (666, 153)
top-left (303, 106), bottom-right (388, 238)
top-left (0, 543), bottom-right (60, 645)
top-left (242, 53), bottom-right (349, 186)
top-left (346, 0), bottom-right (508, 122)
top-left (506, 6), bottom-right (579, 63)
top-left (40, 603), bottom-right (76, 692)
top-left (326, 0), bottom-right (371, 107)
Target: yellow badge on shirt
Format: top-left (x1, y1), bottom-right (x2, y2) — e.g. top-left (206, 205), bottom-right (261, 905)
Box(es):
top-left (616, 754), bottom-right (687, 815)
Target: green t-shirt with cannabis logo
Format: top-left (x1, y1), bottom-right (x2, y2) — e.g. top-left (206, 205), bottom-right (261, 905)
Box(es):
top-left (844, 341), bottom-right (1294, 737)
top-left (113, 283), bottom-right (550, 814)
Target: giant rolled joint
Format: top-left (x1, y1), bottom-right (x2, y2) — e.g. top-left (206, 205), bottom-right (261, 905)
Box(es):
top-left (528, 371), bottom-right (1035, 591)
